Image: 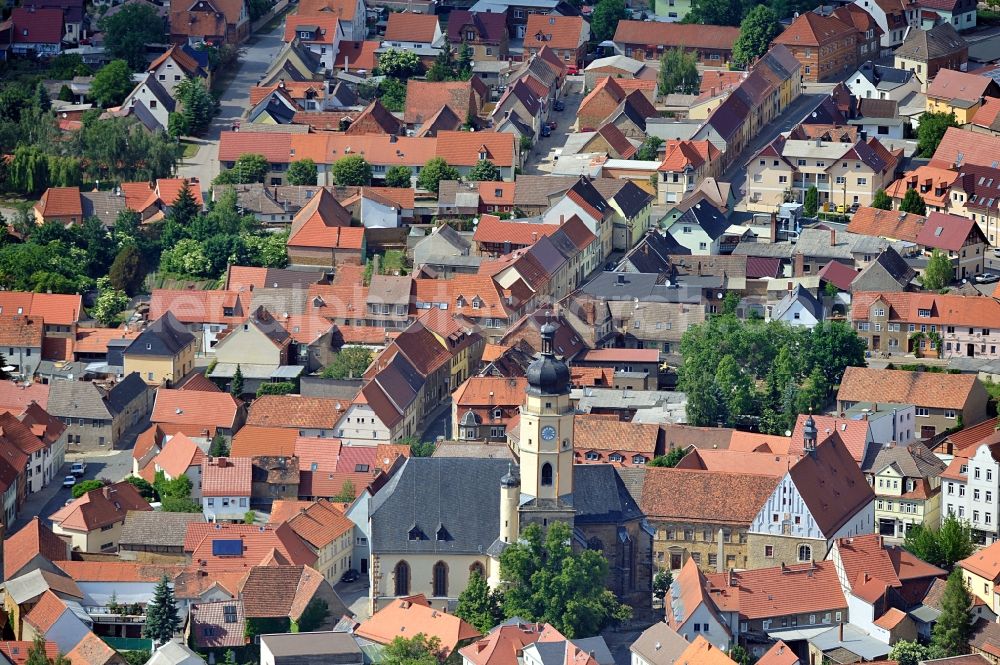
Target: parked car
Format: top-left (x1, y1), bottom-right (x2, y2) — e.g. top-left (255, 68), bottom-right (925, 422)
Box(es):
top-left (340, 569), bottom-right (361, 583)
top-left (976, 272), bottom-right (1000, 283)
top-left (541, 125), bottom-right (551, 137)
top-left (567, 65), bottom-right (579, 75)
top-left (63, 475), bottom-right (76, 488)
top-left (71, 461), bottom-right (86, 476)
top-left (547, 119), bottom-right (558, 130)
top-left (553, 100), bottom-right (565, 112)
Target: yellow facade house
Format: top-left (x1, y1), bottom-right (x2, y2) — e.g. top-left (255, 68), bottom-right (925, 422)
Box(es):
top-left (925, 69), bottom-right (1000, 126)
top-left (49, 481), bottom-right (151, 553)
top-left (865, 443), bottom-right (946, 543)
top-left (123, 311), bottom-right (197, 386)
top-left (959, 540), bottom-right (1000, 614)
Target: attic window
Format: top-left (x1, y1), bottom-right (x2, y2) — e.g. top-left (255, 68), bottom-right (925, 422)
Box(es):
top-left (472, 297), bottom-right (483, 309)
top-left (408, 525), bottom-right (425, 540)
top-left (311, 462), bottom-right (318, 471)
top-left (456, 295), bottom-right (466, 307)
top-left (436, 524), bottom-right (450, 541)
top-left (918, 308), bottom-right (931, 318)
top-left (355, 463), bottom-right (370, 472)
top-left (479, 151), bottom-right (487, 160)
top-left (222, 606), bottom-right (238, 623)
top-left (146, 343), bottom-right (152, 350)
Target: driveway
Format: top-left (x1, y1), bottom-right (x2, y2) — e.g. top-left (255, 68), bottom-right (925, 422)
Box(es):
top-left (177, 18), bottom-right (289, 191)
top-left (336, 578), bottom-right (372, 620)
top-left (524, 75), bottom-right (586, 175)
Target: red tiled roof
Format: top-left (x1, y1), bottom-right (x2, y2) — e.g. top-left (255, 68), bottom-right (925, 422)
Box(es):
top-left (280, 498), bottom-right (354, 549)
top-left (153, 432), bottom-right (205, 479)
top-left (929, 127), bottom-right (1000, 169)
top-left (247, 395), bottom-right (342, 429)
top-left (927, 69), bottom-right (996, 103)
top-left (201, 456), bottom-right (252, 497)
top-left (436, 131), bottom-right (516, 168)
top-left (384, 12), bottom-right (439, 42)
top-left (774, 11), bottom-right (858, 47)
top-left (523, 14), bottom-right (586, 51)
top-left (0, 381), bottom-right (49, 413)
top-left (816, 260), bottom-right (859, 290)
top-left (791, 414), bottom-right (869, 462)
top-left (473, 214), bottom-right (560, 246)
top-left (49, 482), bottom-right (150, 532)
top-left (917, 211), bottom-right (982, 252)
top-left (152, 389), bottom-right (241, 430)
top-left (960, 540), bottom-right (1000, 581)
top-left (334, 40), bottom-right (379, 70)
top-left (23, 591), bottom-right (67, 633)
top-left (35, 187), bottom-right (82, 219)
top-left (4, 517), bottom-right (68, 579)
top-left (0, 642), bottom-right (59, 665)
top-left (612, 20), bottom-right (738, 50)
top-left (231, 426), bottom-right (299, 457)
top-left (838, 365), bottom-right (981, 410)
top-left (0, 292), bottom-right (81, 327)
top-left (703, 561), bottom-right (846, 620)
top-left (357, 595), bottom-right (480, 653)
top-left (185, 522), bottom-right (317, 571)
top-left (149, 289), bottom-right (250, 326)
top-left (283, 15), bottom-right (340, 42)
top-left (11, 8), bottom-right (62, 44)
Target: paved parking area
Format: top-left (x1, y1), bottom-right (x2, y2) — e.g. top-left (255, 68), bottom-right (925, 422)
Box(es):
top-left (336, 578), bottom-right (372, 620)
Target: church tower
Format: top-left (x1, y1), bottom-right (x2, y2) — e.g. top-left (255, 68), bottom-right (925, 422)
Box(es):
top-left (516, 322), bottom-right (576, 531)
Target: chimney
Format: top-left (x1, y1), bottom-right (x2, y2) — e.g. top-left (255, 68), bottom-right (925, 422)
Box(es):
top-left (838, 622), bottom-right (844, 642)
top-left (830, 228), bottom-right (837, 246)
top-left (770, 212), bottom-right (777, 243)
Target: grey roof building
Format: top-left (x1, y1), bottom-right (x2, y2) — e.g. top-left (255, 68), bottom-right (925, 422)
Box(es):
top-left (771, 284), bottom-right (824, 324)
top-left (851, 246), bottom-right (915, 292)
top-left (615, 231), bottom-right (690, 274)
top-left (630, 622), bottom-right (690, 665)
top-left (260, 632), bottom-right (363, 665)
top-left (146, 641), bottom-right (207, 665)
top-left (119, 511), bottom-right (206, 558)
top-left (47, 372), bottom-right (151, 450)
top-left (125, 311), bottom-right (196, 359)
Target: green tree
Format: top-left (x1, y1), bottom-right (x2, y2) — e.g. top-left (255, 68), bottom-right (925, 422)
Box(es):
top-left (889, 640), bottom-right (929, 665)
top-left (903, 516), bottom-right (974, 569)
top-left (122, 650), bottom-right (150, 665)
top-left (223, 650), bottom-right (237, 665)
top-left (99, 3), bottom-right (166, 69)
top-left (215, 153), bottom-right (269, 185)
top-left (796, 366), bottom-right (829, 414)
top-left (417, 157), bottom-right (461, 194)
top-left (426, 41), bottom-right (458, 82)
top-left (728, 646), bottom-right (753, 665)
top-left (652, 570), bottom-right (673, 600)
top-left (143, 575), bottom-right (181, 645)
top-left (687, 0), bottom-right (748, 26)
top-left (26, 636), bottom-right (70, 665)
top-left (382, 634), bottom-right (446, 665)
top-left (918, 111), bottom-right (960, 157)
top-left (108, 244), bottom-right (145, 296)
top-left (468, 159), bottom-right (501, 182)
top-left (591, 0), bottom-right (629, 42)
top-left (9, 146), bottom-right (50, 196)
top-left (91, 276), bottom-right (129, 325)
top-left (803, 185), bottom-right (819, 217)
top-left (331, 155), bottom-right (372, 186)
top-left (803, 321), bottom-right (867, 388)
top-left (648, 448), bottom-right (687, 467)
top-left (71, 479), bottom-right (105, 498)
top-left (58, 85), bottom-right (75, 103)
top-left (732, 6), bottom-right (781, 68)
top-left (297, 598), bottom-right (330, 632)
top-left (322, 347), bottom-right (373, 379)
top-left (457, 42), bottom-right (474, 79)
top-left (872, 188), bottom-right (892, 210)
top-left (384, 165), bottom-right (413, 188)
top-left (924, 248), bottom-right (954, 291)
top-left (378, 49), bottom-right (424, 78)
top-left (657, 47), bottom-right (701, 96)
top-left (899, 187), bottom-right (927, 215)
top-left (244, 510), bottom-right (256, 525)
top-left (34, 82), bottom-right (51, 113)
top-left (209, 434), bottom-right (230, 457)
top-left (287, 159), bottom-right (318, 186)
top-left (124, 476), bottom-right (157, 501)
top-left (637, 136), bottom-right (663, 161)
top-left (168, 112), bottom-right (189, 139)
top-left (715, 354), bottom-right (756, 427)
top-left (378, 78), bottom-right (408, 112)
top-left (932, 568), bottom-right (974, 657)
top-left (398, 437), bottom-right (436, 457)
top-left (231, 364), bottom-right (244, 396)
top-left (174, 78), bottom-right (216, 136)
top-left (456, 571), bottom-right (505, 633)
top-left (91, 60), bottom-right (134, 108)
top-left (332, 480), bottom-right (356, 502)
top-left (500, 522), bottom-right (632, 638)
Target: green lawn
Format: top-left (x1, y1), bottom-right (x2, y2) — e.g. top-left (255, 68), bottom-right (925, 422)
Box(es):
top-left (180, 141), bottom-right (200, 159)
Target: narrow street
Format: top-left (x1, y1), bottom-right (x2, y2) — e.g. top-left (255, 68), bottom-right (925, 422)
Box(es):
top-left (177, 18), bottom-right (290, 192)
top-left (523, 75), bottom-right (586, 175)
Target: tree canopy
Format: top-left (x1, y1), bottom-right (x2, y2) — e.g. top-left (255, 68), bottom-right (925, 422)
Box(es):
top-left (500, 522), bottom-right (632, 637)
top-left (637, 136), bottom-right (663, 161)
top-left (215, 153), bottom-right (269, 185)
top-left (803, 185), bottom-right (819, 217)
top-left (99, 3), bottom-right (167, 70)
top-left (899, 188), bottom-right (927, 215)
top-left (322, 347), bottom-right (374, 379)
top-left (903, 515), bottom-right (974, 569)
top-left (732, 6), bottom-right (781, 68)
top-left (384, 165), bottom-right (413, 188)
top-left (332, 155), bottom-right (372, 186)
top-left (417, 158), bottom-right (461, 193)
top-left (591, 0), bottom-right (629, 42)
top-left (378, 49), bottom-right (424, 78)
top-left (143, 575), bottom-right (181, 645)
top-left (90, 60), bottom-right (135, 108)
top-left (657, 47), bottom-right (701, 96)
top-left (918, 111), bottom-right (959, 157)
top-left (932, 568), bottom-right (973, 657)
top-left (468, 160), bottom-right (501, 182)
top-left (455, 571), bottom-right (505, 633)
top-left (679, 316), bottom-right (866, 432)
top-left (871, 189), bottom-right (892, 210)
top-left (287, 159), bottom-right (318, 186)
top-left (923, 249), bottom-right (954, 291)
top-left (381, 634), bottom-right (447, 665)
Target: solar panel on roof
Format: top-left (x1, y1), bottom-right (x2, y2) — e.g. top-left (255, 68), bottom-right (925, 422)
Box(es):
top-left (212, 539), bottom-right (243, 556)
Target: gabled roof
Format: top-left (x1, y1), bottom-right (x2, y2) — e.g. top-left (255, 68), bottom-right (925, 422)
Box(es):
top-left (917, 211), bottom-right (984, 251)
top-left (185, 522), bottom-right (317, 571)
top-left (523, 14), bottom-right (587, 51)
top-left (126, 311), bottom-right (195, 358)
top-left (288, 188), bottom-right (356, 248)
top-left (356, 594), bottom-right (480, 653)
top-left (0, 292), bottom-right (82, 327)
top-left (641, 467), bottom-right (779, 524)
top-left (152, 388), bottom-right (240, 429)
top-left (703, 561), bottom-right (847, 620)
top-left (447, 9), bottom-right (506, 43)
top-left (35, 187), bottom-right (83, 219)
top-left (384, 12), bottom-right (439, 42)
top-left (789, 432), bottom-right (875, 536)
top-left (961, 540), bottom-right (1000, 581)
top-left (612, 20), bottom-right (738, 51)
top-left (895, 21), bottom-right (966, 61)
top-left (240, 564), bottom-right (336, 620)
top-left (927, 68), bottom-right (998, 104)
top-left (4, 517), bottom-right (68, 579)
top-left (436, 131), bottom-right (516, 168)
top-left (247, 395), bottom-right (342, 429)
top-left (345, 99), bottom-right (405, 136)
top-left (50, 481), bottom-right (151, 532)
top-left (838, 365), bottom-right (982, 410)
top-left (10, 7), bottom-right (62, 44)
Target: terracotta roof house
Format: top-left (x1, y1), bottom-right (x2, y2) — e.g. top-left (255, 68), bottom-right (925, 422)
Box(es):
top-left (184, 522), bottom-right (317, 572)
top-left (927, 68), bottom-right (1000, 124)
top-left (773, 12), bottom-right (864, 83)
top-left (287, 189), bottom-right (365, 268)
top-left (169, 0), bottom-right (250, 45)
top-left (356, 594), bottom-right (480, 655)
top-left (573, 416), bottom-right (662, 466)
top-left (240, 564), bottom-right (349, 628)
top-left (382, 12), bottom-right (443, 50)
top-left (523, 15), bottom-right (588, 68)
top-left (612, 20), bottom-right (739, 66)
top-left (246, 395), bottom-right (342, 435)
top-left (33, 187), bottom-right (83, 225)
top-left (64, 631), bottom-right (125, 665)
top-left (190, 600), bottom-right (247, 649)
top-left (271, 498), bottom-right (355, 581)
top-left (838, 366), bottom-right (989, 437)
top-left (50, 482), bottom-right (151, 553)
top-left (4, 517), bottom-right (70, 580)
top-left (344, 99), bottom-right (405, 136)
top-left (200, 456), bottom-right (252, 521)
top-left (577, 76), bottom-right (658, 133)
top-left (404, 79), bottom-right (486, 129)
top-left (7, 7), bottom-right (63, 57)
top-left (151, 388), bottom-right (243, 438)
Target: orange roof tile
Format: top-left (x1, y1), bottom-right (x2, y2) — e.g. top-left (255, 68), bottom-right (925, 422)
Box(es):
top-left (185, 522), bottom-right (317, 572)
top-left (298, 0), bottom-right (359, 19)
top-left (384, 13), bottom-right (439, 42)
top-left (231, 425), bottom-right (299, 457)
top-left (74, 327), bottom-right (139, 354)
top-left (874, 607), bottom-right (908, 630)
top-left (288, 190), bottom-right (364, 250)
top-left (153, 432), bottom-right (205, 479)
top-left (573, 415), bottom-right (659, 455)
top-left (473, 214), bottom-right (560, 246)
top-left (852, 291), bottom-right (1000, 331)
top-left (838, 365), bottom-right (981, 411)
top-left (279, 498), bottom-right (354, 549)
top-left (774, 11), bottom-right (857, 47)
top-left (658, 140), bottom-right (719, 172)
top-left (704, 561), bottom-right (846, 620)
top-left (0, 381), bottom-right (49, 413)
top-left (334, 40), bottom-right (379, 70)
top-left (757, 641), bottom-right (798, 665)
top-left (961, 540), bottom-right (1000, 580)
top-left (641, 468), bottom-right (779, 524)
top-left (4, 517), bottom-right (68, 579)
top-left (791, 414), bottom-right (870, 462)
top-left (675, 637), bottom-right (737, 665)
top-left (49, 481), bottom-right (151, 532)
top-left (24, 591), bottom-right (67, 633)
top-left (453, 375), bottom-right (528, 407)
top-left (35, 187), bottom-right (83, 219)
top-left (0, 292), bottom-right (82, 327)
top-left (0, 641), bottom-right (60, 665)
top-left (201, 456), bottom-right (252, 497)
top-left (152, 389), bottom-right (241, 430)
top-left (847, 206), bottom-right (927, 241)
top-left (523, 15), bottom-right (586, 51)
top-left (149, 289), bottom-right (251, 326)
top-left (54, 560), bottom-right (181, 582)
top-left (727, 431), bottom-right (792, 454)
top-left (675, 449), bottom-right (798, 476)
top-left (930, 127), bottom-right (1000, 170)
top-left (356, 595), bottom-right (481, 653)
top-left (64, 631), bottom-right (120, 665)
top-left (283, 15), bottom-right (340, 42)
top-left (436, 131), bottom-right (516, 168)
top-left (247, 395), bottom-right (343, 429)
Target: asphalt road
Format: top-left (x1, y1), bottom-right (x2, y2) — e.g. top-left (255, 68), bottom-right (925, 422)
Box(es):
top-left (176, 18), bottom-right (289, 191)
top-left (525, 75), bottom-right (586, 175)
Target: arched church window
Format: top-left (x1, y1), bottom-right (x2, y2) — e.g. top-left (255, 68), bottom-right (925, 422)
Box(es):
top-left (394, 561), bottom-right (410, 596)
top-left (433, 561), bottom-right (448, 597)
top-left (469, 562), bottom-right (485, 578)
top-left (541, 463), bottom-right (553, 486)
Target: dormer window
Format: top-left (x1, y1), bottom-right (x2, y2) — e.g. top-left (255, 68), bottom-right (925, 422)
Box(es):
top-left (609, 453), bottom-right (624, 463)
top-left (456, 295), bottom-right (466, 307)
top-left (472, 297), bottom-right (483, 309)
top-left (492, 408), bottom-right (502, 419)
top-left (479, 151), bottom-right (487, 160)
top-left (408, 525), bottom-right (425, 540)
top-left (918, 308), bottom-right (931, 318)
top-left (436, 524), bottom-right (450, 541)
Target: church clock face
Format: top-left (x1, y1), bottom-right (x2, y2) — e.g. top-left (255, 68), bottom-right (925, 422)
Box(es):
top-left (541, 426), bottom-right (557, 441)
